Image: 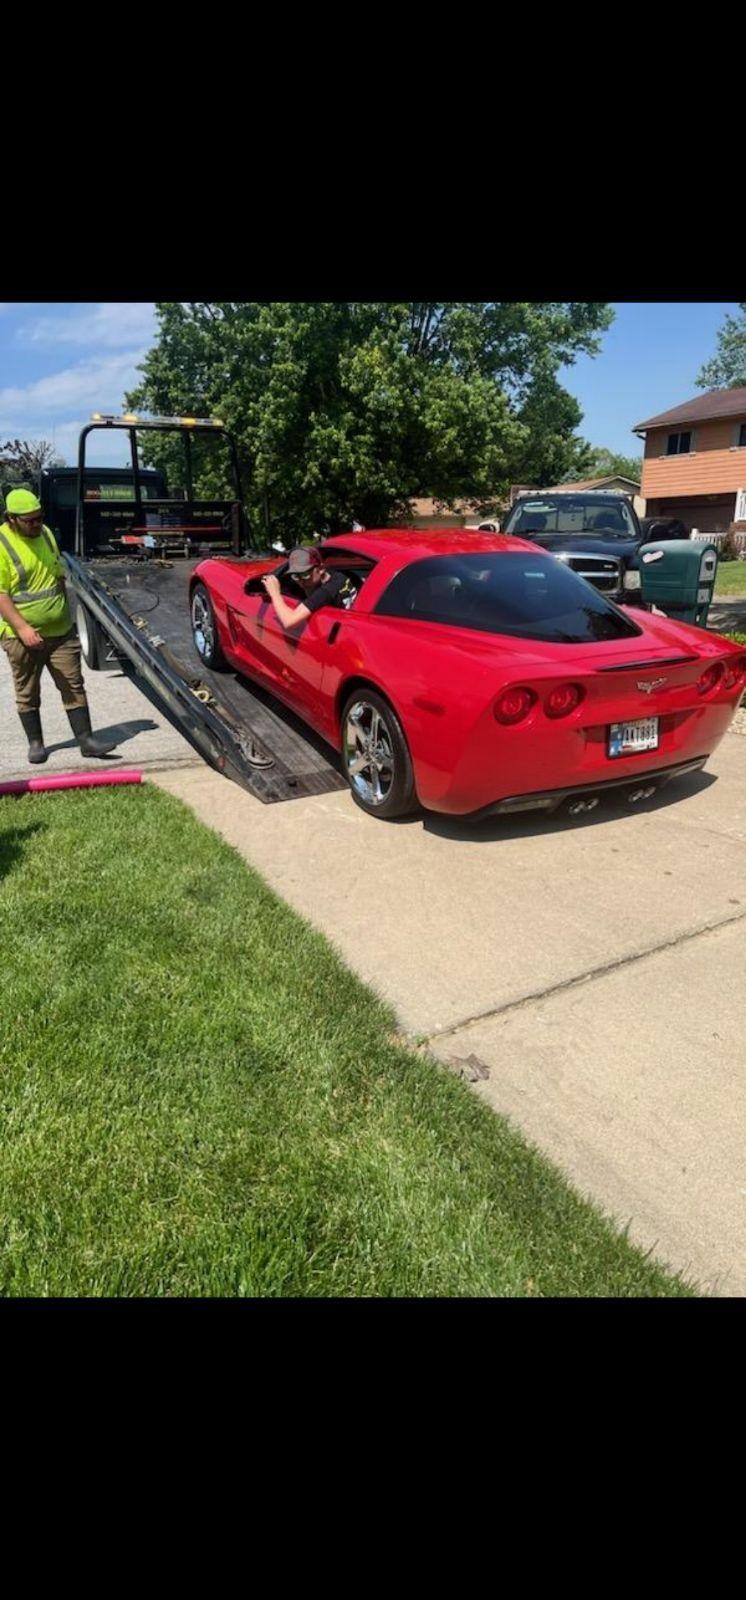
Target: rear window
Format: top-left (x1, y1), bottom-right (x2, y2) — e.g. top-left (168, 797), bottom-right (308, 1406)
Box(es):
top-left (375, 553), bottom-right (642, 643)
top-left (50, 476), bottom-right (164, 507)
top-left (505, 496), bottom-right (636, 538)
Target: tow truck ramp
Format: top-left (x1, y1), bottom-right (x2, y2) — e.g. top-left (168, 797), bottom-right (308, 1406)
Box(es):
top-left (66, 554), bottom-right (346, 803)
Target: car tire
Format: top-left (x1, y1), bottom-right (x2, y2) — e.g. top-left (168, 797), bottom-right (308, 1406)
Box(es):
top-left (191, 582), bottom-right (226, 670)
top-left (76, 599), bottom-right (116, 671)
top-left (341, 688), bottom-right (418, 819)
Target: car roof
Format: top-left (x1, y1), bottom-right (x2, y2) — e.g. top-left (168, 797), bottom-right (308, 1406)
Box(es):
top-left (321, 529), bottom-right (530, 560)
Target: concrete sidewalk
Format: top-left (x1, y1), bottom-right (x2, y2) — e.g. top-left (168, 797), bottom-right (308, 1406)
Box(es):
top-left (0, 658), bottom-right (198, 782)
top-left (153, 728), bottom-right (746, 1296)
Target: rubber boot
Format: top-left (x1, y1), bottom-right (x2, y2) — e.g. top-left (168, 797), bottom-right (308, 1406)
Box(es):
top-left (67, 704), bottom-right (118, 758)
top-left (19, 709), bottom-right (48, 764)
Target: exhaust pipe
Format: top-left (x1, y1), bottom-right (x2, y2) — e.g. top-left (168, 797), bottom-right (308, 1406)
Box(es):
top-left (627, 784), bottom-right (657, 805)
top-left (567, 796), bottom-right (599, 816)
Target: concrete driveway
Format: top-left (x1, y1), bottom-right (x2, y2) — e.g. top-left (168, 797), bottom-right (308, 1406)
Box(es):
top-left (0, 655), bottom-right (197, 782)
top-left (4, 631), bottom-right (743, 1296)
top-left (154, 723), bottom-right (746, 1297)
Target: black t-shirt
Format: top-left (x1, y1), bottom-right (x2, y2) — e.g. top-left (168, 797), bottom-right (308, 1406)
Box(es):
top-left (299, 569), bottom-right (349, 614)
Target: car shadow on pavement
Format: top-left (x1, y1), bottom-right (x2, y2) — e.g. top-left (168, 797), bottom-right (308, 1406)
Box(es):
top-left (44, 718), bottom-right (159, 756)
top-left (422, 770), bottom-right (718, 843)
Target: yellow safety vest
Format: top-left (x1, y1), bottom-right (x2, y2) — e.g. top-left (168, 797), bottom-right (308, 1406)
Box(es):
top-left (0, 521), bottom-right (72, 639)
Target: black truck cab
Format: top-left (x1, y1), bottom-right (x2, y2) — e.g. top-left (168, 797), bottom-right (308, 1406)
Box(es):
top-left (500, 491), bottom-right (686, 606)
top-left (40, 465), bottom-right (169, 553)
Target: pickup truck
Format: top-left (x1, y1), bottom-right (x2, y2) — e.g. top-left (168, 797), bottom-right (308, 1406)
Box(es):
top-left (487, 491), bottom-right (685, 606)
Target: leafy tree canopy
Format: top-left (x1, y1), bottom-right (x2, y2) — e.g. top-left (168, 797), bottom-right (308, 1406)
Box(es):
top-left (126, 302), bottom-right (614, 542)
top-left (696, 304), bottom-right (746, 390)
top-left (561, 445), bottom-right (642, 484)
top-left (1, 437), bottom-right (64, 500)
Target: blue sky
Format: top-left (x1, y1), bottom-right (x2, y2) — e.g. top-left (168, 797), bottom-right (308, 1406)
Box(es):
top-left (0, 301), bottom-right (739, 468)
top-left (557, 302), bottom-right (740, 458)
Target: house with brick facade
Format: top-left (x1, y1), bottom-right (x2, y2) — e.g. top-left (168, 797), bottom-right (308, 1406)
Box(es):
top-left (634, 387), bottom-right (746, 536)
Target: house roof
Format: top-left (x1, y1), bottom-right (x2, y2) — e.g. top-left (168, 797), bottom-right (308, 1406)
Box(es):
top-left (544, 475), bottom-right (641, 493)
top-left (407, 496), bottom-right (486, 518)
top-left (634, 387), bottom-right (746, 432)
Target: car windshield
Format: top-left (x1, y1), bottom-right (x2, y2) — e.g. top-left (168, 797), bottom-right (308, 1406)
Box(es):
top-left (375, 552), bottom-right (642, 643)
top-left (504, 496), bottom-right (637, 540)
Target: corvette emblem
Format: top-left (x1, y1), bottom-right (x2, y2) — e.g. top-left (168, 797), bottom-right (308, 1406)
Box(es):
top-left (637, 678), bottom-right (667, 694)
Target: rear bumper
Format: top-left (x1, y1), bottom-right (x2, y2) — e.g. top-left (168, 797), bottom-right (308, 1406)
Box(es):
top-left (467, 756), bottom-right (708, 820)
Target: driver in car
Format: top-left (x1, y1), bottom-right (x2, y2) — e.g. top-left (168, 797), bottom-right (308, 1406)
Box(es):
top-left (261, 545), bottom-right (353, 630)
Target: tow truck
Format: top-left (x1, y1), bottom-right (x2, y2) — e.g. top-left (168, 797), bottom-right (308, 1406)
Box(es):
top-left (59, 414), bottom-right (346, 801)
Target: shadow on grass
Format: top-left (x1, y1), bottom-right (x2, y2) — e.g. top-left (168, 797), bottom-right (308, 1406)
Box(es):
top-left (0, 818), bottom-right (46, 879)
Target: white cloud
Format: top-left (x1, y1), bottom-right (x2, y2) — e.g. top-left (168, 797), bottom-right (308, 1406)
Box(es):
top-left (17, 302), bottom-right (157, 349)
top-left (0, 349), bottom-right (147, 417)
top-left (0, 415), bottom-right (140, 467)
top-left (54, 420), bottom-right (133, 465)
top-left (0, 346), bottom-right (151, 462)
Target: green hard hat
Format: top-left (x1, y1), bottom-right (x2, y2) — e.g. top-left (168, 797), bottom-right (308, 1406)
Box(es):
top-left (6, 487), bottom-right (42, 515)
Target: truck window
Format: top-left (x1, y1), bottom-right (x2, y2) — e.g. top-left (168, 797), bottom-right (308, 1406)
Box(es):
top-left (51, 475), bottom-right (165, 507)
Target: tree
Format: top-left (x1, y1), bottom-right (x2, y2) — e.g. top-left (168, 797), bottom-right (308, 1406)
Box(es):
top-left (696, 304), bottom-right (746, 390)
top-left (566, 445), bottom-right (642, 483)
top-left (0, 437), bottom-right (65, 491)
top-left (126, 302), bottom-right (614, 542)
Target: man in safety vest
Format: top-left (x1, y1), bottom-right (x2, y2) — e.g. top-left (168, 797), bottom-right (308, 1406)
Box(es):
top-left (0, 487), bottom-right (117, 764)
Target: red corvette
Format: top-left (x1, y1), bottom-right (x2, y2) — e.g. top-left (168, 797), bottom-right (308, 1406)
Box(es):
top-left (189, 531), bottom-right (745, 820)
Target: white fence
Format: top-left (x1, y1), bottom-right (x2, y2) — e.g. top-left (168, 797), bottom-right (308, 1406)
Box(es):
top-left (691, 527), bottom-right (746, 558)
top-left (691, 530), bottom-right (726, 546)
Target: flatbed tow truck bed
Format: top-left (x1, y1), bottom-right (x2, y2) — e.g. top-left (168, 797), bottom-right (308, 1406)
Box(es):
top-left (66, 554), bottom-right (346, 803)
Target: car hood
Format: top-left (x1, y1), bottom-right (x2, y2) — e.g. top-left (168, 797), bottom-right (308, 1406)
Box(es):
top-left (520, 532), bottom-right (639, 559)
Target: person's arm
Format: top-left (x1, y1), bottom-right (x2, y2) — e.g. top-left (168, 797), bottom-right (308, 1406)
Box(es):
top-left (261, 574), bottom-right (310, 631)
top-left (0, 592), bottom-right (44, 647)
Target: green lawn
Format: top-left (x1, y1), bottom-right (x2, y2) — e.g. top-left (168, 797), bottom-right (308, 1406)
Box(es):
top-left (715, 562), bottom-right (746, 597)
top-left (0, 784), bottom-right (690, 1297)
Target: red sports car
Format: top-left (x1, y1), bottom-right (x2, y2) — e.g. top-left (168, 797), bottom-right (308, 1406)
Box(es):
top-left (189, 531), bottom-right (745, 820)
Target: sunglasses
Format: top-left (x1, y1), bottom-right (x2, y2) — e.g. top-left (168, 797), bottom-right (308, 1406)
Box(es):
top-left (16, 513), bottom-right (43, 526)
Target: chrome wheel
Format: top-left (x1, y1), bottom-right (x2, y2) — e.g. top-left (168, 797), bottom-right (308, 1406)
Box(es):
top-left (192, 589), bottom-right (216, 662)
top-left (344, 700), bottom-right (395, 807)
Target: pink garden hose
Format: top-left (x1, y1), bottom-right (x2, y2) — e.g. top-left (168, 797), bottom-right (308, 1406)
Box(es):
top-left (0, 770), bottom-right (143, 797)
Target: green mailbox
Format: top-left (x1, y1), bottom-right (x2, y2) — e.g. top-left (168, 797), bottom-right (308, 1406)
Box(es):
top-left (638, 539), bottom-right (719, 627)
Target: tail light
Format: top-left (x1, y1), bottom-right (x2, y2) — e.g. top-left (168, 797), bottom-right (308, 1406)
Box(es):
top-left (697, 663), bottom-right (723, 696)
top-left (721, 654), bottom-right (746, 691)
top-left (494, 686), bottom-right (536, 725)
top-left (545, 682), bottom-right (585, 719)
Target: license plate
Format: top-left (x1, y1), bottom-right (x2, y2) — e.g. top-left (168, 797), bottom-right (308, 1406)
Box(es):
top-left (608, 716), bottom-right (659, 757)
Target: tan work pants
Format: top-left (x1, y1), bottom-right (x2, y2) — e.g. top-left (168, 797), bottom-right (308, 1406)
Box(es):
top-left (1, 628), bottom-right (88, 714)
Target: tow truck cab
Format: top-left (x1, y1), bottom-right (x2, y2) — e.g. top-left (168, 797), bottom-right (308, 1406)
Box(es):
top-left (40, 465), bottom-right (169, 553)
